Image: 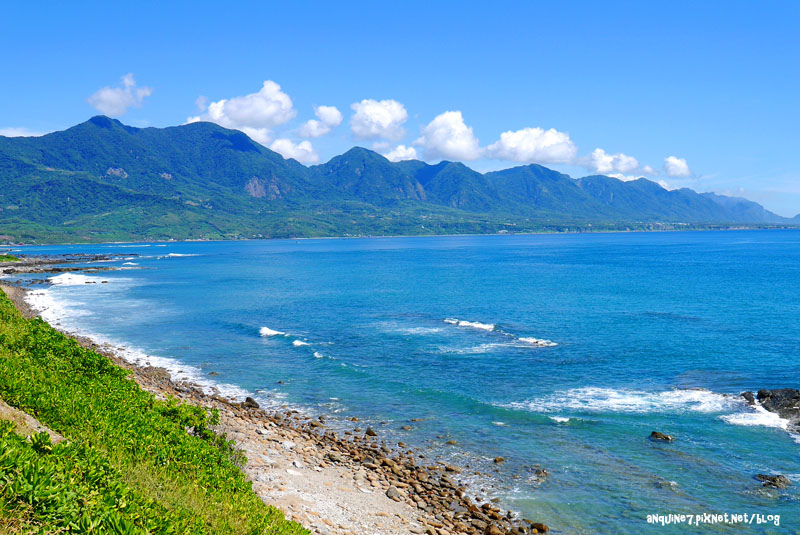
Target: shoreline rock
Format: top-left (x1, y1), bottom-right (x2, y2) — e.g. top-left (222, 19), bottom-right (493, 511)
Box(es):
top-left (741, 389), bottom-right (800, 430)
top-left (1, 280), bottom-right (552, 535)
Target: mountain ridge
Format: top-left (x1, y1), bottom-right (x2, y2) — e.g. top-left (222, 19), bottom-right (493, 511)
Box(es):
top-left (0, 116), bottom-right (794, 243)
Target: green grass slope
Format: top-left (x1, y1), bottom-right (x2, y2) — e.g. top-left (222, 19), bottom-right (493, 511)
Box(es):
top-left (0, 289), bottom-right (308, 535)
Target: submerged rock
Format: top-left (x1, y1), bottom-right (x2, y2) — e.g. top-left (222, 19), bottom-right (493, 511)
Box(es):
top-left (756, 474), bottom-right (792, 489)
top-left (649, 431), bottom-right (674, 442)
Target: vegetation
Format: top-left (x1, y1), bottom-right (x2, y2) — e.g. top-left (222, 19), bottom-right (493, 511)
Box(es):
top-left (0, 254), bottom-right (18, 262)
top-left (0, 116), bottom-right (796, 244)
top-left (0, 289), bottom-right (307, 534)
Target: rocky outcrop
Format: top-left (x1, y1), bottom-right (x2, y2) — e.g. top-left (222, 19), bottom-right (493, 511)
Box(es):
top-left (755, 474), bottom-right (791, 490)
top-left (741, 389), bottom-right (800, 429)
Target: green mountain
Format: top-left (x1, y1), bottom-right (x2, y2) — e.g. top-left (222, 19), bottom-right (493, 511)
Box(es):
top-left (0, 116), bottom-right (792, 243)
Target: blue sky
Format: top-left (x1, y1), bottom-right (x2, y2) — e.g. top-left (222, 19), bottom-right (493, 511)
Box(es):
top-left (2, 1), bottom-right (798, 215)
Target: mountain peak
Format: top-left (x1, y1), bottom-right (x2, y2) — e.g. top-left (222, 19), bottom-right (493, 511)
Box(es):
top-left (87, 115), bottom-right (124, 129)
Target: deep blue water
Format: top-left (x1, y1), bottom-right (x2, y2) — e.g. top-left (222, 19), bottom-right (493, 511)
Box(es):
top-left (11, 230), bottom-right (800, 533)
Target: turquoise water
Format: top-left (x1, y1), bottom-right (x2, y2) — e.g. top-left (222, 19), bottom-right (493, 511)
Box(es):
top-left (13, 230), bottom-right (800, 533)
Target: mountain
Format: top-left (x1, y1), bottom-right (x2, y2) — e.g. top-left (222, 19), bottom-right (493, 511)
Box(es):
top-left (0, 116), bottom-right (793, 243)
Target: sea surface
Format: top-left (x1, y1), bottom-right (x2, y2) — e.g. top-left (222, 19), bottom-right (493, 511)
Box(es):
top-left (9, 230), bottom-right (800, 533)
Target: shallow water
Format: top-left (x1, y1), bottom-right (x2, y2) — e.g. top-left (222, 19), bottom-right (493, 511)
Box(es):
top-left (13, 230), bottom-right (800, 533)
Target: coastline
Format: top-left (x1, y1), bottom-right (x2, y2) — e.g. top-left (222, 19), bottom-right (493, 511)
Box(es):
top-left (0, 282), bottom-right (549, 535)
top-left (3, 224), bottom-right (798, 248)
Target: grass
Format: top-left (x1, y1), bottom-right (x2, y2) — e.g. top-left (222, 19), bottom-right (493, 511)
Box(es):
top-left (0, 288), bottom-right (308, 534)
top-left (0, 255), bottom-right (19, 262)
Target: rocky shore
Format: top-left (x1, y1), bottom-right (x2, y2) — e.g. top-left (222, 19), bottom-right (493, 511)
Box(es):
top-left (0, 253), bottom-right (117, 278)
top-left (1, 281), bottom-right (550, 535)
top-left (741, 388), bottom-right (800, 431)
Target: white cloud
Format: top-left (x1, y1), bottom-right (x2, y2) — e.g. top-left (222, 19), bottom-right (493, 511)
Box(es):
top-left (269, 138), bottom-right (319, 164)
top-left (187, 80), bottom-right (296, 145)
top-left (350, 99), bottom-right (407, 140)
top-left (299, 105), bottom-right (343, 138)
top-left (238, 127), bottom-right (273, 146)
top-left (0, 127), bottom-right (45, 137)
top-left (607, 173), bottom-right (641, 182)
top-left (384, 145), bottom-right (418, 162)
top-left (88, 73), bottom-right (152, 117)
top-left (414, 111), bottom-right (482, 161)
top-left (586, 148), bottom-right (640, 174)
top-left (664, 155), bottom-right (691, 177)
top-left (487, 127), bottom-right (576, 164)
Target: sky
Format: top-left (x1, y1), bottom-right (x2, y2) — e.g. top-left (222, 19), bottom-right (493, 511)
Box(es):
top-left (1, 1), bottom-right (799, 216)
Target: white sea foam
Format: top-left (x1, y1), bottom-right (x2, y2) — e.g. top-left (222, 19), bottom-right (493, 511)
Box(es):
top-left (49, 273), bottom-right (102, 285)
top-left (165, 253), bottom-right (199, 257)
top-left (122, 262), bottom-right (138, 266)
top-left (507, 387), bottom-right (740, 414)
top-left (292, 340), bottom-right (309, 347)
top-left (491, 421), bottom-right (507, 426)
top-left (517, 337), bottom-right (558, 347)
top-left (444, 318), bottom-right (495, 331)
top-left (313, 351), bottom-right (324, 359)
top-left (719, 403), bottom-right (791, 430)
top-left (549, 416), bottom-right (571, 423)
top-left (123, 257), bottom-right (136, 260)
top-left (396, 326), bottom-right (443, 335)
top-left (438, 343), bottom-right (512, 355)
top-left (259, 326), bottom-right (285, 337)
top-left (23, 281), bottom-right (291, 409)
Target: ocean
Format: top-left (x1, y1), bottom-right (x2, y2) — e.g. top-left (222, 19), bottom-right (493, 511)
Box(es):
top-left (11, 230), bottom-right (800, 533)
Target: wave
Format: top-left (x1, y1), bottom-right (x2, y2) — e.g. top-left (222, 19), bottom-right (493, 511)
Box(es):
top-left (719, 403), bottom-right (791, 430)
top-left (49, 273), bottom-right (105, 286)
top-left (396, 326), bottom-right (444, 335)
top-left (549, 416), bottom-right (571, 423)
top-left (259, 326), bottom-right (285, 337)
top-left (165, 253), bottom-right (199, 257)
top-left (24, 285), bottom-right (290, 409)
top-left (506, 387), bottom-right (741, 414)
top-left (122, 262), bottom-right (138, 266)
top-left (443, 317), bottom-right (558, 348)
top-left (517, 337), bottom-right (558, 347)
top-left (438, 342), bottom-right (512, 355)
top-left (292, 340), bottom-right (310, 347)
top-left (444, 318), bottom-right (495, 331)
top-left (313, 351), bottom-right (324, 359)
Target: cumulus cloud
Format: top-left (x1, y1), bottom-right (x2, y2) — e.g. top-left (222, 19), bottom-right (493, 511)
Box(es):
top-left (586, 148), bottom-right (640, 174)
top-left (299, 105), bottom-right (343, 138)
top-left (269, 138), bottom-right (319, 164)
top-left (578, 148), bottom-right (659, 180)
top-left (414, 111), bottom-right (482, 161)
top-left (384, 145), bottom-right (418, 162)
top-left (187, 81), bottom-right (296, 145)
top-left (0, 127), bottom-right (45, 137)
top-left (487, 127), bottom-right (576, 164)
top-left (350, 99), bottom-right (407, 140)
top-left (88, 73), bottom-right (152, 117)
top-left (664, 155), bottom-right (691, 177)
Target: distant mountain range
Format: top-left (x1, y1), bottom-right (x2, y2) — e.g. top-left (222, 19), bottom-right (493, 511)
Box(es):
top-left (0, 116), bottom-right (795, 243)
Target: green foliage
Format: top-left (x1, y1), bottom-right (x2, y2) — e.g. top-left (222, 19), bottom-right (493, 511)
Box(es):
top-left (0, 116), bottom-right (792, 244)
top-left (0, 254), bottom-right (18, 262)
top-left (0, 290), bottom-right (308, 534)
